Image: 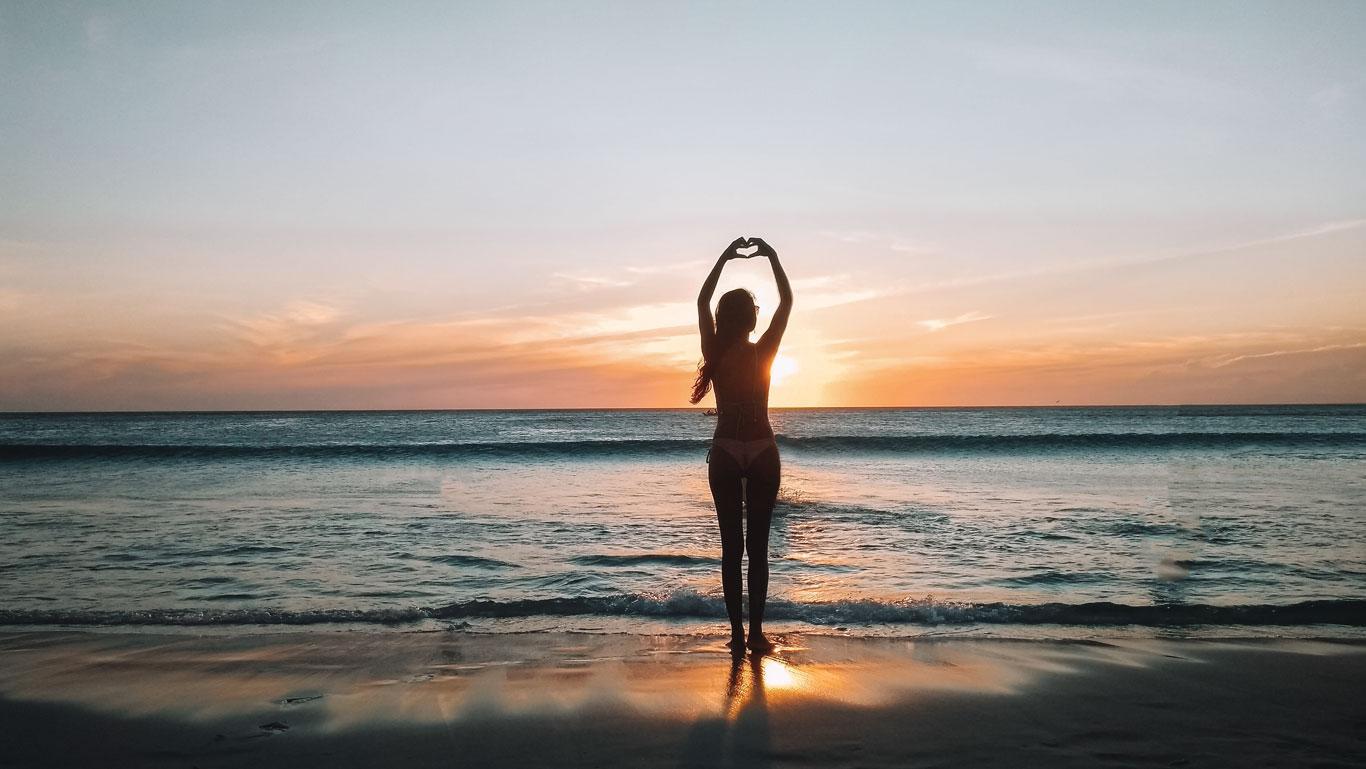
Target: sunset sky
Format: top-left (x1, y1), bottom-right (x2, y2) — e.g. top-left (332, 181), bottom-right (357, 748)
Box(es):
top-left (2, 1), bottom-right (1363, 409)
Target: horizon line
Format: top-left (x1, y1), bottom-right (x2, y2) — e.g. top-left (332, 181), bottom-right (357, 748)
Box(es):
top-left (2, 402), bottom-right (1362, 416)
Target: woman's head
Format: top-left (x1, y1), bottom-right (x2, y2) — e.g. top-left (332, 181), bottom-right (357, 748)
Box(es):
top-left (715, 288), bottom-right (758, 340)
top-left (690, 288), bottom-right (757, 404)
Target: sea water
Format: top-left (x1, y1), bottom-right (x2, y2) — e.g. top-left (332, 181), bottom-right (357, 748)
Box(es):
top-left (1, 406), bottom-right (1363, 637)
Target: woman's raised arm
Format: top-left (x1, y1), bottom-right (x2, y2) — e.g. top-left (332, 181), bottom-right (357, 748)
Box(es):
top-left (698, 237), bottom-right (746, 355)
top-left (754, 238), bottom-right (792, 355)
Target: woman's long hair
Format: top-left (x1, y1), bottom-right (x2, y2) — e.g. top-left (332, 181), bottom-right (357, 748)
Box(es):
top-left (691, 288), bottom-right (756, 404)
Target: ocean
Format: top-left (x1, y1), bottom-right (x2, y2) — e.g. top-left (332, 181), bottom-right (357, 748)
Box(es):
top-left (1, 406), bottom-right (1363, 638)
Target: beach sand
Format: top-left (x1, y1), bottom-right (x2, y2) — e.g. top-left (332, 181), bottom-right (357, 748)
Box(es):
top-left (0, 630), bottom-right (1361, 768)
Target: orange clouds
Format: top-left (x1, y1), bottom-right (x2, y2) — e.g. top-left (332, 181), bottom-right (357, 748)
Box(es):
top-left (1, 222), bottom-right (1362, 410)
top-left (835, 331), bottom-right (1366, 407)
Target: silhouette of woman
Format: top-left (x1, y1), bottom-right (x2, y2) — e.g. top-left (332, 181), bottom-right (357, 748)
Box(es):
top-left (693, 236), bottom-right (793, 653)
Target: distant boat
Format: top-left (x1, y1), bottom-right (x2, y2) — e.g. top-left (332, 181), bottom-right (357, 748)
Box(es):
top-left (703, 409), bottom-right (717, 416)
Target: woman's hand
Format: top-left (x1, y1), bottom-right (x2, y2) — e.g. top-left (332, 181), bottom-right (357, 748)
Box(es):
top-left (721, 236), bottom-right (749, 261)
top-left (749, 237), bottom-right (777, 259)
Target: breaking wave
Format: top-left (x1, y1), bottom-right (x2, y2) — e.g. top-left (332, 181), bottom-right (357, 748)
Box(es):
top-left (3, 431), bottom-right (1362, 461)
top-left (2, 595), bottom-right (1361, 628)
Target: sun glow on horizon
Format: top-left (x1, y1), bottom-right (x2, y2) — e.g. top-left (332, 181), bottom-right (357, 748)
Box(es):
top-left (771, 354), bottom-right (799, 387)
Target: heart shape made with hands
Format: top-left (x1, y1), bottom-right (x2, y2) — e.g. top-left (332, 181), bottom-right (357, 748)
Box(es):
top-left (734, 241), bottom-right (761, 258)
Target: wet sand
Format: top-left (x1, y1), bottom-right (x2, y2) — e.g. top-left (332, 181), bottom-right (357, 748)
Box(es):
top-left (0, 630), bottom-right (1362, 768)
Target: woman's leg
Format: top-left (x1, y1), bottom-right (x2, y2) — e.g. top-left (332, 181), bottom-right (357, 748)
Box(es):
top-left (708, 447), bottom-right (746, 647)
top-left (744, 445), bottom-right (781, 647)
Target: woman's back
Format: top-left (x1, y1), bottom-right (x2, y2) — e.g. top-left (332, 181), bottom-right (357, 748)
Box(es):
top-left (710, 341), bottom-right (773, 440)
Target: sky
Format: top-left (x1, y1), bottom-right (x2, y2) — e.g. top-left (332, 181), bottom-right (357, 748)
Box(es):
top-left (1, 1), bottom-right (1363, 409)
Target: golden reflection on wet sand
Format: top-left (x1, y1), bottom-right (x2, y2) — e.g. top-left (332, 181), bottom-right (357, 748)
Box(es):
top-left (0, 630), bottom-right (1355, 737)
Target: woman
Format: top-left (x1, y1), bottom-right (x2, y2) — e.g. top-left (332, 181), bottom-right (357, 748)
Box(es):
top-left (693, 236), bottom-right (793, 653)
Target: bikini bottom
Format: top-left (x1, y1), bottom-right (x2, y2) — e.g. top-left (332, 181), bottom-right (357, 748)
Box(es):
top-left (709, 436), bottom-right (779, 475)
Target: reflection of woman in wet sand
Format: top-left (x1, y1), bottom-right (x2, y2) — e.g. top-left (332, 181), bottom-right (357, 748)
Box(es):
top-left (679, 652), bottom-right (774, 767)
top-left (693, 236), bottom-right (793, 653)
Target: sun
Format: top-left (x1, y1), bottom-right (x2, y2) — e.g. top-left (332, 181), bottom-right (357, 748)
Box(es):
top-left (770, 354), bottom-right (799, 386)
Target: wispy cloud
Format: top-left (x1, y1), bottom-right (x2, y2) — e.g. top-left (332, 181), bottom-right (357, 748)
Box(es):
top-left (785, 274), bottom-right (886, 310)
top-left (819, 230), bottom-right (937, 255)
top-left (1207, 341), bottom-right (1366, 369)
top-left (968, 43), bottom-right (1245, 104)
top-left (834, 218), bottom-right (1366, 308)
top-left (553, 258), bottom-right (710, 291)
top-left (1247, 219), bottom-right (1366, 245)
top-left (918, 311), bottom-right (993, 332)
top-left (839, 328), bottom-right (1366, 406)
top-left (553, 273), bottom-right (636, 291)
top-left (163, 31), bottom-right (355, 65)
top-left (819, 230), bottom-right (880, 245)
top-left (225, 300), bottom-right (346, 361)
top-left (624, 259), bottom-right (707, 275)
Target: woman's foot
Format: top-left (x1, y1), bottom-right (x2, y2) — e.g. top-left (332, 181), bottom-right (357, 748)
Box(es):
top-left (727, 631), bottom-right (746, 655)
top-left (746, 632), bottom-right (774, 653)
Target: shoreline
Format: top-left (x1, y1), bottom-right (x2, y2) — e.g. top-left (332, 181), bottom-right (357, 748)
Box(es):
top-left (2, 618), bottom-right (1365, 642)
top-left (2, 630), bottom-right (1362, 768)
